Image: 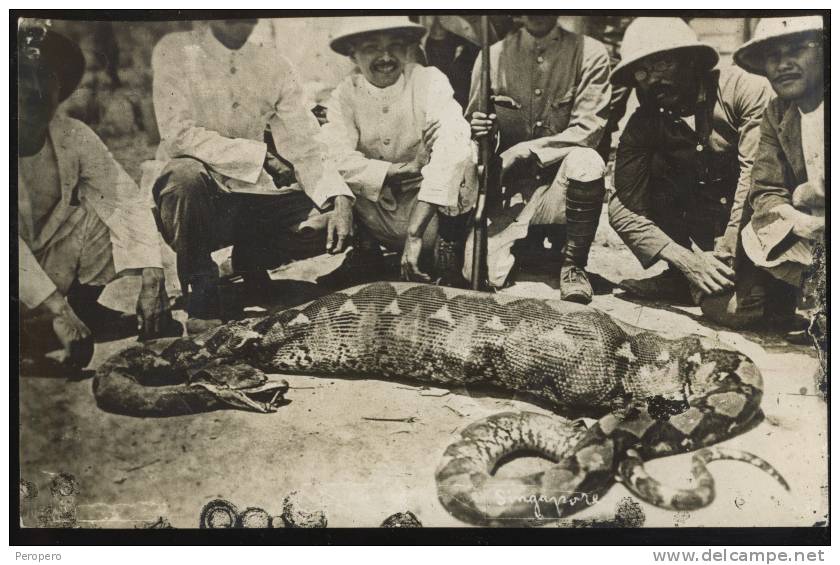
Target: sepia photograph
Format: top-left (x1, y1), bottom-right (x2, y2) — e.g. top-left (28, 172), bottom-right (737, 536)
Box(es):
top-left (11, 8), bottom-right (829, 545)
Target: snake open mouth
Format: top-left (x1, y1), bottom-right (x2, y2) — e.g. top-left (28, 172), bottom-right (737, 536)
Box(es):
top-left (189, 365), bottom-right (289, 413)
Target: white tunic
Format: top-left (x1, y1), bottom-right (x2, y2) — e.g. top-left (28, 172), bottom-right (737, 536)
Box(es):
top-left (145, 26), bottom-right (352, 208)
top-left (318, 63), bottom-right (474, 210)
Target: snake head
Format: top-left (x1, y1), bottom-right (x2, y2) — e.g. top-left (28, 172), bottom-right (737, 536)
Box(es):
top-left (200, 322), bottom-right (264, 356)
top-left (189, 363), bottom-right (289, 413)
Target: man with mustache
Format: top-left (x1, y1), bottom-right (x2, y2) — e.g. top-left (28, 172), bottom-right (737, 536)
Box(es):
top-left (18, 24), bottom-right (176, 369)
top-left (717, 16), bottom-right (824, 332)
top-left (468, 15), bottom-right (612, 303)
top-left (146, 19), bottom-right (354, 333)
top-left (608, 18), bottom-right (776, 328)
top-left (319, 17), bottom-right (476, 286)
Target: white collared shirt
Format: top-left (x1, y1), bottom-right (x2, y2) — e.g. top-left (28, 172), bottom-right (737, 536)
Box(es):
top-left (318, 63), bottom-right (474, 208)
top-left (149, 26), bottom-right (351, 208)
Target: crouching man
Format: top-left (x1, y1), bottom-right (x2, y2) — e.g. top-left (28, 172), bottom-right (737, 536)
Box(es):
top-left (467, 15), bottom-right (612, 302)
top-left (319, 17), bottom-right (476, 286)
top-left (608, 18), bottom-right (775, 326)
top-left (716, 16), bottom-right (825, 332)
top-left (146, 19), bottom-right (354, 332)
top-left (18, 25), bottom-right (175, 369)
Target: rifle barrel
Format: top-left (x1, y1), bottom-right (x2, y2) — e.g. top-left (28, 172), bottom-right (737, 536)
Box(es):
top-left (471, 15), bottom-right (492, 291)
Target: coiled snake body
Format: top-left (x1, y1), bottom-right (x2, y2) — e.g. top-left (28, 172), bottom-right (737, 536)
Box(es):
top-left (94, 282), bottom-right (787, 525)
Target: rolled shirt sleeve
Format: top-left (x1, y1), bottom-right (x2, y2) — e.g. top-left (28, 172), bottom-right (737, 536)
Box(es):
top-left (152, 35), bottom-right (267, 184)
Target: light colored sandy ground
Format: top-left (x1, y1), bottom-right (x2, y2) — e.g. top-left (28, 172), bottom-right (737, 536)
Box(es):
top-left (18, 214), bottom-right (828, 528)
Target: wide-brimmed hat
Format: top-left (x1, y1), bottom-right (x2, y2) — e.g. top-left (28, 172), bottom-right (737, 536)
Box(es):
top-left (733, 16), bottom-right (824, 76)
top-left (18, 24), bottom-right (86, 102)
top-left (330, 16), bottom-right (427, 56)
top-left (611, 17), bottom-right (719, 86)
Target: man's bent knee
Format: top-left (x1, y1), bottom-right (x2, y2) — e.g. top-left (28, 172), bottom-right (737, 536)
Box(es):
top-left (561, 148), bottom-right (606, 184)
top-left (153, 158), bottom-right (214, 206)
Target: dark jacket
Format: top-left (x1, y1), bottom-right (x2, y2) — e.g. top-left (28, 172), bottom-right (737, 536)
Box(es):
top-left (609, 65), bottom-right (772, 268)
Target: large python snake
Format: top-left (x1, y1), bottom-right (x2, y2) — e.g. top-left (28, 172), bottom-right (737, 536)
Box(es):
top-left (93, 282), bottom-right (788, 526)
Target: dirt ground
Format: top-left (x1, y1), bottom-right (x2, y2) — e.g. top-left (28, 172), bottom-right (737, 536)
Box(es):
top-left (18, 209), bottom-right (828, 529)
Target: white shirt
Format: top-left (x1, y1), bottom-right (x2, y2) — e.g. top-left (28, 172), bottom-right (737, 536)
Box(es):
top-left (798, 101), bottom-right (825, 214)
top-left (147, 26), bottom-right (351, 208)
top-left (19, 117), bottom-right (163, 308)
top-left (318, 63), bottom-right (474, 209)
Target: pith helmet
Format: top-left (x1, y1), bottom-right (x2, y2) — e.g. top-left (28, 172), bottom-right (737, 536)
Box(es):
top-left (611, 17), bottom-right (719, 86)
top-left (733, 16), bottom-right (824, 76)
top-left (330, 16), bottom-right (427, 56)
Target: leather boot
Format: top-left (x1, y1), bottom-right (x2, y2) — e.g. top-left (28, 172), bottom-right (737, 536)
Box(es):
top-left (560, 177), bottom-right (605, 304)
top-left (618, 267), bottom-right (694, 304)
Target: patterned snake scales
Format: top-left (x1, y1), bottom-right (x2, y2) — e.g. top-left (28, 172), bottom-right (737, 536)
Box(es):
top-left (94, 282), bottom-right (788, 526)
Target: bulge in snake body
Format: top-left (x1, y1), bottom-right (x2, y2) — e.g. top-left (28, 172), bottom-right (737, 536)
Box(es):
top-left (254, 282), bottom-right (699, 413)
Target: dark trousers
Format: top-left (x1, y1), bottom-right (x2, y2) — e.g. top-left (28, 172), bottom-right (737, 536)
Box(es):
top-left (153, 158), bottom-right (327, 316)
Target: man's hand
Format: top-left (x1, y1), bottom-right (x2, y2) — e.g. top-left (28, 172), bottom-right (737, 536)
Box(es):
top-left (384, 121), bottom-right (440, 188)
top-left (400, 234), bottom-right (431, 282)
top-left (792, 181), bottom-right (822, 210)
top-left (772, 203), bottom-right (825, 242)
top-left (469, 95), bottom-right (522, 140)
top-left (41, 291), bottom-right (93, 369)
top-left (326, 195), bottom-right (354, 254)
top-left (665, 244), bottom-right (735, 296)
top-left (470, 111), bottom-right (497, 140)
top-left (791, 213), bottom-right (825, 241)
top-left (264, 153), bottom-right (295, 187)
top-left (422, 120), bottom-right (441, 152)
top-left (499, 143), bottom-right (534, 177)
top-left (137, 267), bottom-right (172, 340)
top-left (713, 227), bottom-right (738, 270)
top-left (264, 153), bottom-right (287, 177)
top-left (386, 153), bottom-right (427, 188)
